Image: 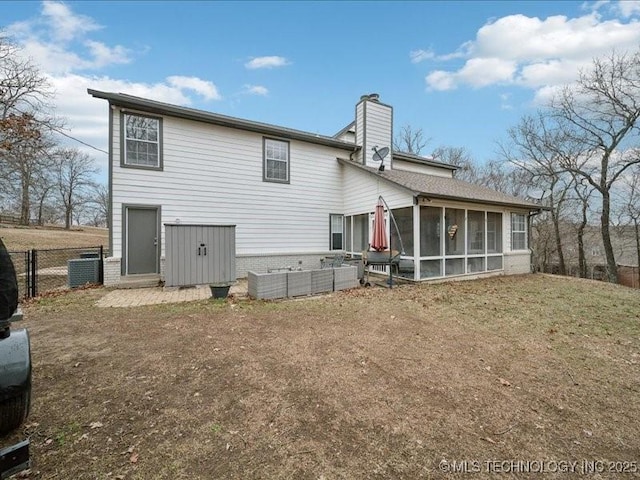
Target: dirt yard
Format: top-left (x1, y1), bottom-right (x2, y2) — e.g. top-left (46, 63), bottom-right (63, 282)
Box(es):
top-left (0, 225), bottom-right (108, 251)
top-left (5, 275), bottom-right (640, 479)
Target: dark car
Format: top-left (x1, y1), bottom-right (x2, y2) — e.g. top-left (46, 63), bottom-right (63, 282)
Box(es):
top-left (0, 238), bottom-right (32, 475)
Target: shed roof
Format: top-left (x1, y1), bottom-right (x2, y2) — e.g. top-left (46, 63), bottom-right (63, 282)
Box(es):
top-left (88, 89), bottom-right (358, 151)
top-left (338, 159), bottom-right (542, 210)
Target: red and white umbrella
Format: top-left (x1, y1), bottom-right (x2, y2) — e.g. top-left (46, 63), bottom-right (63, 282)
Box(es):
top-left (370, 199), bottom-right (388, 252)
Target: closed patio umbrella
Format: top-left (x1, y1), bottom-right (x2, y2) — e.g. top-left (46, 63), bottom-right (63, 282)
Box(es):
top-left (371, 199), bottom-right (388, 252)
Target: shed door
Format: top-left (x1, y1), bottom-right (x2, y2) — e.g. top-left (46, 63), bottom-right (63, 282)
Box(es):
top-left (126, 207), bottom-right (158, 275)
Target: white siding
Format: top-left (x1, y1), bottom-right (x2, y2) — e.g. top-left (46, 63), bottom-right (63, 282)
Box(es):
top-left (112, 108), bottom-right (347, 259)
top-left (354, 102), bottom-right (364, 164)
top-left (342, 165), bottom-right (413, 215)
top-left (363, 101), bottom-right (392, 168)
top-left (354, 98), bottom-right (392, 168)
top-left (336, 130), bottom-right (355, 143)
top-left (392, 159), bottom-right (453, 178)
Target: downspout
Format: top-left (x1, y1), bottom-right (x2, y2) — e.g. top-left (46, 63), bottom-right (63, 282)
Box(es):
top-left (528, 209), bottom-right (543, 273)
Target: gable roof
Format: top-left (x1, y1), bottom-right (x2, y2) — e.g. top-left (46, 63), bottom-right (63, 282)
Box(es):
top-left (338, 159), bottom-right (541, 210)
top-left (333, 121), bottom-right (355, 138)
top-left (392, 151), bottom-right (457, 171)
top-left (88, 89), bottom-right (358, 151)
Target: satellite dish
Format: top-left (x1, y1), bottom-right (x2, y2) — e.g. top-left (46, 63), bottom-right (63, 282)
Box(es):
top-left (372, 146), bottom-right (389, 162)
top-left (372, 146), bottom-right (390, 172)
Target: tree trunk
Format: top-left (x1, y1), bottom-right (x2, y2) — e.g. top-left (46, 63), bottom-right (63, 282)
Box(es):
top-left (64, 205), bottom-right (72, 230)
top-left (635, 220), bottom-right (640, 289)
top-left (550, 203), bottom-right (566, 275)
top-left (600, 190), bottom-right (618, 283)
top-left (19, 176), bottom-right (30, 225)
top-left (577, 225), bottom-right (587, 278)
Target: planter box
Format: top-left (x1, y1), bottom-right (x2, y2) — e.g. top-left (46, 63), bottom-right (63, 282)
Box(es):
top-left (248, 271), bottom-right (287, 299)
top-left (334, 265), bottom-right (358, 291)
top-left (287, 270), bottom-right (312, 297)
top-left (311, 269), bottom-right (333, 294)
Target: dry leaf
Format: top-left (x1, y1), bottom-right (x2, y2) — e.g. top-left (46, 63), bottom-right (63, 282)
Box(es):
top-left (130, 452), bottom-right (139, 463)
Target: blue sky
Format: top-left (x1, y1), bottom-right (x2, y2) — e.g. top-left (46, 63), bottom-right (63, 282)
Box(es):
top-left (4, 0), bottom-right (640, 181)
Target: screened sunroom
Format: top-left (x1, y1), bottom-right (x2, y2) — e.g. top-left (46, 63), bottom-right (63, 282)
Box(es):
top-left (342, 199), bottom-right (534, 281)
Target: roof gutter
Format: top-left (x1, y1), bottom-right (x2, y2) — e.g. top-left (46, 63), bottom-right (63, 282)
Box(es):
top-left (418, 194), bottom-right (544, 211)
top-left (88, 89), bottom-right (357, 151)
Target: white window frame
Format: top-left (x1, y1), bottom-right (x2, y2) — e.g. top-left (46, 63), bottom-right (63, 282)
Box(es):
top-left (122, 113), bottom-right (162, 169)
top-left (511, 213), bottom-right (527, 250)
top-left (263, 138), bottom-right (290, 183)
top-left (330, 214), bottom-right (344, 250)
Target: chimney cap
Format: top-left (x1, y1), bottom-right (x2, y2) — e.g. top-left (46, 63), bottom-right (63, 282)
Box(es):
top-left (360, 93), bottom-right (380, 102)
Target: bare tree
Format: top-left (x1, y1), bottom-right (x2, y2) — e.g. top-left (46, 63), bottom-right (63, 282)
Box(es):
top-left (619, 167), bottom-right (640, 285)
top-left (87, 183), bottom-right (108, 227)
top-left (0, 35), bottom-right (51, 121)
top-left (393, 125), bottom-right (430, 154)
top-left (499, 112), bottom-right (582, 275)
top-left (570, 177), bottom-right (596, 278)
top-left (54, 148), bottom-right (98, 229)
top-left (550, 49), bottom-right (640, 283)
top-left (0, 36), bottom-right (58, 225)
top-left (432, 145), bottom-right (480, 183)
top-left (0, 113), bottom-right (55, 224)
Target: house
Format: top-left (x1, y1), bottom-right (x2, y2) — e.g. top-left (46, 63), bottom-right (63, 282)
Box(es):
top-left (88, 90), bottom-right (541, 286)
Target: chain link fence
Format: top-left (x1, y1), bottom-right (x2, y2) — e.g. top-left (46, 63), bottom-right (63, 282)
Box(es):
top-left (8, 246), bottom-right (104, 299)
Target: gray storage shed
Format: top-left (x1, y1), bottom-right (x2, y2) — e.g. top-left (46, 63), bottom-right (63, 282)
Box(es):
top-left (165, 224), bottom-right (236, 287)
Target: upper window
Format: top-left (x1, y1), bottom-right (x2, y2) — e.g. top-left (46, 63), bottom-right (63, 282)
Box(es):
top-left (123, 113), bottom-right (162, 169)
top-left (264, 138), bottom-right (289, 183)
top-left (511, 213), bottom-right (527, 250)
top-left (330, 214), bottom-right (344, 250)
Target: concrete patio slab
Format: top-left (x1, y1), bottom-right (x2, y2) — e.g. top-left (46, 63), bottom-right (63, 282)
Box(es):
top-left (96, 280), bottom-right (248, 308)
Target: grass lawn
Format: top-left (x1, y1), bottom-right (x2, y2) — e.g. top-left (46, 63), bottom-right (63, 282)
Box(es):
top-left (6, 274), bottom-right (640, 479)
top-left (0, 225), bottom-right (108, 251)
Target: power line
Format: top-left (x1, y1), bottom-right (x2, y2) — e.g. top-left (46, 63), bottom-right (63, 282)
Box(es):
top-left (5, 107), bottom-right (109, 156)
top-left (50, 125), bottom-right (108, 155)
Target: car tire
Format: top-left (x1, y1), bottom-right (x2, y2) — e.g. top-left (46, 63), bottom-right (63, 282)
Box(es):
top-left (0, 381), bottom-right (31, 435)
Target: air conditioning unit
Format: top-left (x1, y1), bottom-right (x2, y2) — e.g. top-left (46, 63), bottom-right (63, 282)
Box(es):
top-left (68, 258), bottom-right (100, 288)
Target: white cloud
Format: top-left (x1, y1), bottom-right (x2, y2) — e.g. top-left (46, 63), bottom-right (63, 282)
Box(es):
top-left (425, 70), bottom-right (456, 91)
top-left (500, 93), bottom-right (513, 110)
top-left (424, 9), bottom-right (640, 95)
top-left (7, 1), bottom-right (132, 74)
top-left (41, 0), bottom-right (100, 41)
top-left (84, 40), bottom-right (131, 69)
top-left (4, 2), bottom-right (225, 177)
top-left (458, 58), bottom-right (517, 87)
top-left (410, 49), bottom-right (435, 63)
top-left (243, 84), bottom-right (269, 96)
top-left (167, 76), bottom-right (222, 101)
top-left (616, 0), bottom-right (640, 17)
top-left (244, 56), bottom-right (291, 69)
